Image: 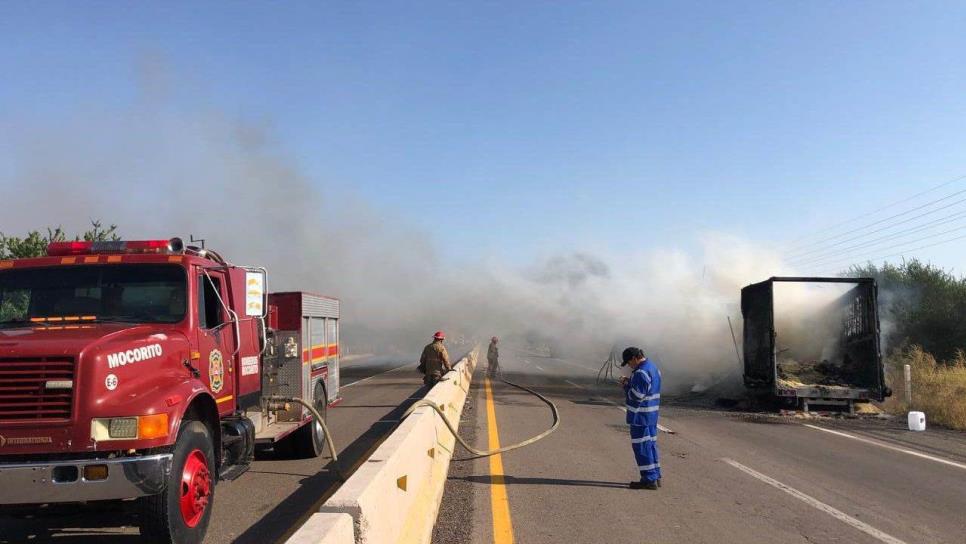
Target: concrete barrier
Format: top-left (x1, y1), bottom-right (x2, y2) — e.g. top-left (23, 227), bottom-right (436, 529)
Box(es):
top-left (286, 513), bottom-right (354, 544)
top-left (286, 349), bottom-right (479, 544)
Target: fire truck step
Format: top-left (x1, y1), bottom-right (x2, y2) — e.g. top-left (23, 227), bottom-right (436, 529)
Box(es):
top-left (218, 463), bottom-right (251, 481)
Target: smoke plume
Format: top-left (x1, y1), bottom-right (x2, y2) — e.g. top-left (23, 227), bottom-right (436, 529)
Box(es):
top-left (0, 71), bottom-right (797, 393)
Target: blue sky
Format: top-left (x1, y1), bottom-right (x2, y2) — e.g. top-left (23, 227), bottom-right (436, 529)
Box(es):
top-left (3, 2), bottom-right (966, 271)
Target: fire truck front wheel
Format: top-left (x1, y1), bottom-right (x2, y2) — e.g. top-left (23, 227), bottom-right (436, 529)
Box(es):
top-left (138, 420), bottom-right (216, 544)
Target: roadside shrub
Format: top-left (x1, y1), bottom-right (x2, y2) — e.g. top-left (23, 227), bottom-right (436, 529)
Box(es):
top-left (883, 345), bottom-right (966, 430)
top-left (849, 260), bottom-right (966, 362)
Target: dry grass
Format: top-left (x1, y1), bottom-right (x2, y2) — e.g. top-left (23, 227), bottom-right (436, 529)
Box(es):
top-left (883, 345), bottom-right (966, 431)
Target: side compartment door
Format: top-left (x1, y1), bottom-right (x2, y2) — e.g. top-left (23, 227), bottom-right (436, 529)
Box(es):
top-left (326, 318), bottom-right (339, 401)
top-left (741, 280), bottom-right (775, 388)
top-left (307, 316), bottom-right (324, 405)
top-left (195, 270), bottom-right (237, 414)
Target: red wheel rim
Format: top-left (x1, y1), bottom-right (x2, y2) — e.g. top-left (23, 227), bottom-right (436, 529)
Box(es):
top-left (179, 449), bottom-right (211, 528)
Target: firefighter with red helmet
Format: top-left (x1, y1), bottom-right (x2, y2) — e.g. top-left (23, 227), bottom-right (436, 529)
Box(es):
top-left (487, 336), bottom-right (500, 377)
top-left (419, 331), bottom-right (452, 386)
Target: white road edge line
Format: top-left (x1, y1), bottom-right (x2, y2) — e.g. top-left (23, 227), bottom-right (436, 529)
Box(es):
top-left (609, 402), bottom-right (676, 434)
top-left (609, 402), bottom-right (677, 434)
top-left (535, 365), bottom-right (545, 372)
top-left (341, 362), bottom-right (413, 388)
top-left (803, 424), bottom-right (966, 471)
top-left (720, 458), bottom-right (907, 544)
top-left (564, 379), bottom-right (585, 389)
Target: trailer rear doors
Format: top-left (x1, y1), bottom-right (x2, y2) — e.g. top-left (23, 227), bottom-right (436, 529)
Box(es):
top-left (741, 277), bottom-right (886, 402)
top-left (741, 280), bottom-right (775, 389)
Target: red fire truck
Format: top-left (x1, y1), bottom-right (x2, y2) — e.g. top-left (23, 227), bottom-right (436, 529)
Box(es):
top-left (0, 238), bottom-right (341, 543)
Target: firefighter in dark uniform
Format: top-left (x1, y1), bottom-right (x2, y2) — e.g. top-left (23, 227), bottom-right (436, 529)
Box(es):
top-left (419, 331), bottom-right (452, 386)
top-left (487, 336), bottom-right (500, 377)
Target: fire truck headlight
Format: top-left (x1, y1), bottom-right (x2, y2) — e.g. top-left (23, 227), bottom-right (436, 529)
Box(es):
top-left (91, 415), bottom-right (169, 441)
top-left (108, 418), bottom-right (139, 439)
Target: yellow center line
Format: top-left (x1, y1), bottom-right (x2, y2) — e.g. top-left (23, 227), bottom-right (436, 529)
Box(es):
top-left (485, 376), bottom-right (515, 544)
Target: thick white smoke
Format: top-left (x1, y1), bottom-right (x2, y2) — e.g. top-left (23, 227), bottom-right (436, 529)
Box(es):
top-left (472, 236), bottom-right (792, 392)
top-left (0, 75), bottom-right (796, 392)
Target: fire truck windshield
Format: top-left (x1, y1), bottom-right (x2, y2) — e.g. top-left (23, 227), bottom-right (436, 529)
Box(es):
top-left (0, 264), bottom-right (187, 327)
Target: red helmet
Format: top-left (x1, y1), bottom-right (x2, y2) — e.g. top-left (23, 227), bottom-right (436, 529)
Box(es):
top-left (433, 331), bottom-right (445, 340)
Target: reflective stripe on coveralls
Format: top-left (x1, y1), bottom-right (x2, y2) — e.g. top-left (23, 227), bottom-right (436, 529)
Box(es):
top-left (630, 424), bottom-right (661, 480)
top-left (626, 358), bottom-right (662, 482)
top-left (625, 405), bottom-right (660, 413)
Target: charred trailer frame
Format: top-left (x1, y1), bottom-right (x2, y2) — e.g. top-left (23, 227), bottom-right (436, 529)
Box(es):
top-left (741, 277), bottom-right (888, 412)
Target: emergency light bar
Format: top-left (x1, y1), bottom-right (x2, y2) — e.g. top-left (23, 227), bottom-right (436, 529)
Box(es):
top-left (46, 238), bottom-right (184, 256)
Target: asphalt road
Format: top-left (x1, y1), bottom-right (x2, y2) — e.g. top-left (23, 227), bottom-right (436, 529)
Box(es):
top-left (433, 349), bottom-right (966, 544)
top-left (0, 354), bottom-right (428, 544)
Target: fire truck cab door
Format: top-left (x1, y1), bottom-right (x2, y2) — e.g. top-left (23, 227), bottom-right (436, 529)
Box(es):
top-left (196, 270), bottom-right (236, 414)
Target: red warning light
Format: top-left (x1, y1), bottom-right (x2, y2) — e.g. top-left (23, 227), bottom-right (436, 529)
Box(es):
top-left (46, 239), bottom-right (182, 256)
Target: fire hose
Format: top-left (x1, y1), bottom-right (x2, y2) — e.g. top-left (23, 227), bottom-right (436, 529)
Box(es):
top-left (597, 356), bottom-right (619, 384)
top-left (270, 360), bottom-right (560, 480)
top-left (400, 367), bottom-right (561, 461)
top-left (268, 396), bottom-right (346, 480)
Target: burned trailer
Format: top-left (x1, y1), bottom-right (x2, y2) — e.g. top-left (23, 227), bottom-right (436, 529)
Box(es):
top-left (741, 277), bottom-right (890, 412)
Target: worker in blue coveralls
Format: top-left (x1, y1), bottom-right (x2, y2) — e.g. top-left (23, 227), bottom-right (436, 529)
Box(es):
top-left (619, 346), bottom-right (662, 490)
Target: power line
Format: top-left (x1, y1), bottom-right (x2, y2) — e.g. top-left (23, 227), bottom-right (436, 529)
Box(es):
top-left (784, 185), bottom-right (966, 259)
top-left (811, 232), bottom-right (966, 275)
top-left (787, 207), bottom-right (966, 266)
top-left (787, 194), bottom-right (966, 261)
top-left (797, 221), bottom-right (966, 271)
top-left (784, 173), bottom-right (966, 250)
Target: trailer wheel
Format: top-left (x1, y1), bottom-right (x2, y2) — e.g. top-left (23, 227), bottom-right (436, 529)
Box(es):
top-left (278, 382), bottom-right (327, 459)
top-left (138, 420), bottom-right (215, 544)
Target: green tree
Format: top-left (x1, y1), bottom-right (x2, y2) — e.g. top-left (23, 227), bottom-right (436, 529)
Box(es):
top-left (0, 227), bottom-right (67, 259)
top-left (0, 221), bottom-right (121, 321)
top-left (848, 259), bottom-right (966, 362)
top-left (0, 221), bottom-right (119, 259)
top-left (81, 220), bottom-right (120, 243)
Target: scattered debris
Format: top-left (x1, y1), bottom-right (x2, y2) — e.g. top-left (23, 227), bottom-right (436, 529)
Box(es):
top-left (777, 358), bottom-right (853, 389)
top-left (853, 402), bottom-right (883, 415)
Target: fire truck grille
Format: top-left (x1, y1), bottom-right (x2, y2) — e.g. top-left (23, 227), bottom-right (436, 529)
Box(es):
top-left (0, 357), bottom-right (75, 422)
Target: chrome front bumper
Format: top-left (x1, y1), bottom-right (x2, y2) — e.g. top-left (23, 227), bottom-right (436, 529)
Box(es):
top-left (0, 453), bottom-right (173, 505)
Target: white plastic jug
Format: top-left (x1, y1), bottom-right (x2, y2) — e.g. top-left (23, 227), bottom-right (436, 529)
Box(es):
top-left (908, 411), bottom-right (927, 432)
